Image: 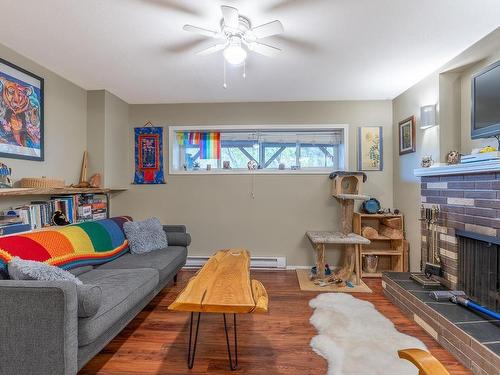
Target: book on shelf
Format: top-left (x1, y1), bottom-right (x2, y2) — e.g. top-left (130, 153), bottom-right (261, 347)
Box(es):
top-left (2, 193), bottom-right (108, 231)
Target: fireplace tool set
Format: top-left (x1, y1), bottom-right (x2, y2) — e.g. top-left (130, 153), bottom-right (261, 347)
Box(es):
top-left (410, 205), bottom-right (442, 287)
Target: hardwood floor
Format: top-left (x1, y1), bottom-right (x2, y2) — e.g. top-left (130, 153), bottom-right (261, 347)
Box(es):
top-left (80, 270), bottom-right (471, 375)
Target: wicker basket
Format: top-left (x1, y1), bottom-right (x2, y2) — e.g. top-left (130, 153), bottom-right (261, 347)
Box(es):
top-left (20, 177), bottom-right (65, 189)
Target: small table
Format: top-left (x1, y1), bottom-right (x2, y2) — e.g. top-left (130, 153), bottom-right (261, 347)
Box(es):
top-left (306, 231), bottom-right (370, 284)
top-left (168, 249), bottom-right (268, 371)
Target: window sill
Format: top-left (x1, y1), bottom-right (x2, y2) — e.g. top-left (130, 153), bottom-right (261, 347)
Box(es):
top-left (169, 169), bottom-right (340, 175)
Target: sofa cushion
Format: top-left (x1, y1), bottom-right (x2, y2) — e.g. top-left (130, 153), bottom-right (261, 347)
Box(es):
top-left (96, 246), bottom-right (187, 284)
top-left (77, 268), bottom-right (159, 346)
top-left (124, 217), bottom-right (168, 254)
top-left (69, 265), bottom-right (94, 276)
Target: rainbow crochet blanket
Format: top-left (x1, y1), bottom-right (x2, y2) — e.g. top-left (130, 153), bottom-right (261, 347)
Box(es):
top-left (0, 216), bottom-right (132, 273)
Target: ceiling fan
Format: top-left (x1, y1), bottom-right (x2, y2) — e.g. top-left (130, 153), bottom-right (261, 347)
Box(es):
top-left (183, 5), bottom-right (284, 66)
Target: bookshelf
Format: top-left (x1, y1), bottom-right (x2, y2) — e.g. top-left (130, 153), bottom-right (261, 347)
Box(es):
top-left (353, 213), bottom-right (406, 277)
top-left (0, 187), bottom-right (127, 233)
top-left (0, 187), bottom-right (126, 196)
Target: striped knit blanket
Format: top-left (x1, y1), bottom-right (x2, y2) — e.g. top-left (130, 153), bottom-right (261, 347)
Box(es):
top-left (0, 216), bottom-right (132, 272)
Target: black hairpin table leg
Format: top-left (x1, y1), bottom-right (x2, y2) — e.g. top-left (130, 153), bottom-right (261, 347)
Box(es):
top-left (223, 313), bottom-right (238, 370)
top-left (187, 312), bottom-right (201, 369)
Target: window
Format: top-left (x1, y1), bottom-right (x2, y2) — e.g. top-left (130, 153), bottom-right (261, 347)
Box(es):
top-left (170, 126), bottom-right (347, 174)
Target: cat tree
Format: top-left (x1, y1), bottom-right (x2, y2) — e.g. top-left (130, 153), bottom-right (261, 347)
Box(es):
top-left (306, 172), bottom-right (370, 285)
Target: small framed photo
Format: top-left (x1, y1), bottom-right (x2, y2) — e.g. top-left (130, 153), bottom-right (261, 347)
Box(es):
top-left (399, 116), bottom-right (416, 155)
top-left (0, 58), bottom-right (44, 161)
top-left (358, 126), bottom-right (383, 171)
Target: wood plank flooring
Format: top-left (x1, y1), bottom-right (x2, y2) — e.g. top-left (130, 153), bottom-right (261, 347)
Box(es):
top-left (79, 270), bottom-right (471, 375)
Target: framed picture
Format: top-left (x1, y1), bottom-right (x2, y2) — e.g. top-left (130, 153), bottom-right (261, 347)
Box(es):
top-left (358, 126), bottom-right (383, 171)
top-left (0, 58), bottom-right (44, 161)
top-left (399, 116), bottom-right (416, 155)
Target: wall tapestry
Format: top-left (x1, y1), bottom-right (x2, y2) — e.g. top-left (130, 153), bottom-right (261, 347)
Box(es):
top-left (358, 126), bottom-right (383, 171)
top-left (133, 125), bottom-right (165, 184)
top-left (399, 116), bottom-right (416, 155)
top-left (0, 58), bottom-right (44, 161)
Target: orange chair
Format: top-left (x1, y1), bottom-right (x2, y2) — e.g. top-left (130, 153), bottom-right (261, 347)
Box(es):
top-left (398, 349), bottom-right (451, 375)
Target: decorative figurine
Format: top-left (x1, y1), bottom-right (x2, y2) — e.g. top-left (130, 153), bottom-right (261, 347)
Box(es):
top-left (247, 160), bottom-right (258, 170)
top-left (421, 155), bottom-right (433, 168)
top-left (52, 211), bottom-right (70, 226)
top-left (89, 173), bottom-right (102, 188)
top-left (279, 163), bottom-right (285, 170)
top-left (223, 161), bottom-right (231, 169)
top-left (446, 150), bottom-right (461, 165)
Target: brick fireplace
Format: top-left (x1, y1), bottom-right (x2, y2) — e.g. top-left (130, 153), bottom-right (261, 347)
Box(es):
top-left (420, 171), bottom-right (500, 290)
top-left (382, 166), bottom-right (500, 374)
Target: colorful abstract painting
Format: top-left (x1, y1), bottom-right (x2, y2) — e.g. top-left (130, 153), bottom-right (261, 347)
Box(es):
top-left (133, 126), bottom-right (165, 184)
top-left (0, 58), bottom-right (44, 161)
top-left (358, 126), bottom-right (383, 171)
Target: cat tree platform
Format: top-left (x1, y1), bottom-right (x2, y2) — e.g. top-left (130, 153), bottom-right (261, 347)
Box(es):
top-left (306, 231), bottom-right (370, 285)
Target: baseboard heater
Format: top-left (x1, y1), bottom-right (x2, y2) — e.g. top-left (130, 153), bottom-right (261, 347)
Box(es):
top-left (185, 255), bottom-right (286, 269)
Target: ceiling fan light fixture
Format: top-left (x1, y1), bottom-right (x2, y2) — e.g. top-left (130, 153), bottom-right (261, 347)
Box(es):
top-left (223, 37), bottom-right (247, 65)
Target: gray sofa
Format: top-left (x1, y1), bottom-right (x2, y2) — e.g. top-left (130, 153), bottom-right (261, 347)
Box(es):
top-left (0, 225), bottom-right (190, 375)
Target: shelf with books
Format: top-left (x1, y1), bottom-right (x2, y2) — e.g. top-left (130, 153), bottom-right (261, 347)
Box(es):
top-left (0, 187), bottom-right (126, 197)
top-left (0, 191), bottom-right (115, 233)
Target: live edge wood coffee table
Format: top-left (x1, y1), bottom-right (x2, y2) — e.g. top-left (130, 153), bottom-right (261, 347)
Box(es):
top-left (168, 249), bottom-right (268, 371)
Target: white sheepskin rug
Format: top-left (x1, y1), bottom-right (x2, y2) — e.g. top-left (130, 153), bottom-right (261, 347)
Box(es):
top-left (309, 293), bottom-right (427, 375)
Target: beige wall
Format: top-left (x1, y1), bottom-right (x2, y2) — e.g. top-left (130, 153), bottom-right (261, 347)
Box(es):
top-left (87, 90), bottom-right (130, 188)
top-left (393, 73), bottom-right (440, 271)
top-left (111, 101), bottom-right (393, 266)
top-left (0, 43), bottom-right (87, 184)
top-left (104, 91), bottom-right (129, 188)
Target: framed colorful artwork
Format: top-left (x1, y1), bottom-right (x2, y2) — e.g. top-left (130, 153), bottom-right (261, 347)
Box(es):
top-left (0, 58), bottom-right (44, 161)
top-left (358, 126), bottom-right (383, 171)
top-left (133, 126), bottom-right (165, 184)
top-left (399, 116), bottom-right (416, 155)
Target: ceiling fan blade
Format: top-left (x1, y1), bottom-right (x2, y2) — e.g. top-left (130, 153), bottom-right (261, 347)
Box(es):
top-left (221, 5), bottom-right (239, 28)
top-left (196, 43), bottom-right (227, 56)
top-left (183, 24), bottom-right (218, 38)
top-left (248, 42), bottom-right (281, 57)
top-left (252, 20), bottom-right (284, 38)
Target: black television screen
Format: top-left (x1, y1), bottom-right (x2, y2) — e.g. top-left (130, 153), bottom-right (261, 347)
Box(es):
top-left (472, 60), bottom-right (500, 139)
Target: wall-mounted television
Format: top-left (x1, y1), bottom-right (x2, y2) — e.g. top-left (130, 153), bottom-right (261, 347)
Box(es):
top-left (471, 60), bottom-right (500, 139)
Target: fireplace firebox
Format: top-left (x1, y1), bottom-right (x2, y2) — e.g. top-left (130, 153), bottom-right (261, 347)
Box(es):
top-left (457, 230), bottom-right (500, 312)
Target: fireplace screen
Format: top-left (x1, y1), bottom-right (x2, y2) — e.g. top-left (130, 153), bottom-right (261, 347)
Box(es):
top-left (457, 230), bottom-right (500, 312)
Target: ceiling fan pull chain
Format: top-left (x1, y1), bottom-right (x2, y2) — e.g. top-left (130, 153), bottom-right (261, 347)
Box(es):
top-left (243, 61), bottom-right (246, 79)
top-left (223, 59), bottom-right (227, 89)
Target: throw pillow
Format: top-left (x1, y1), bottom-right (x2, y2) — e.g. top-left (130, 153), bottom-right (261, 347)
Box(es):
top-left (8, 257), bottom-right (83, 284)
top-left (8, 257), bottom-right (102, 318)
top-left (123, 217), bottom-right (168, 254)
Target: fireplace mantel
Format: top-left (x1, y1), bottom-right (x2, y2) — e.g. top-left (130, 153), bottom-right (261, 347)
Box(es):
top-left (414, 159), bottom-right (500, 177)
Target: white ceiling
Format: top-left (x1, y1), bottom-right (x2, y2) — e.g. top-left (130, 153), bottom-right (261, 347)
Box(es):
top-left (0, 0), bottom-right (499, 104)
